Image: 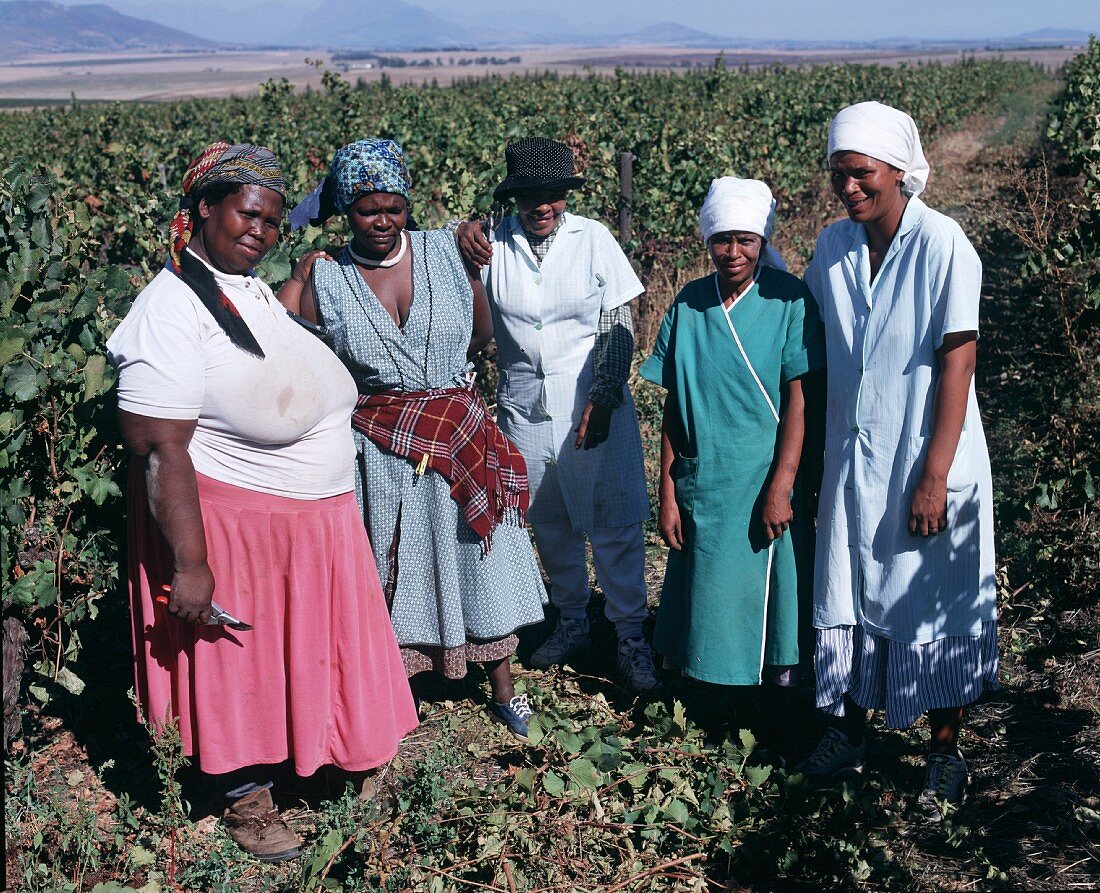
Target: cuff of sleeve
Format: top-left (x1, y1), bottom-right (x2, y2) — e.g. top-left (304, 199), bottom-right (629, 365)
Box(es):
top-left (116, 397), bottom-right (202, 420)
top-left (590, 385), bottom-right (624, 411)
top-left (603, 288), bottom-right (643, 313)
top-left (638, 355), bottom-right (665, 388)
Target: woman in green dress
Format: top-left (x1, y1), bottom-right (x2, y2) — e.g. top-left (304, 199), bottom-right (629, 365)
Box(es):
top-left (640, 177), bottom-right (823, 746)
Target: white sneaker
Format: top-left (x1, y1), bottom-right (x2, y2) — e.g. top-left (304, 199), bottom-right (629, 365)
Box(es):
top-left (918, 751), bottom-right (968, 820)
top-left (617, 637), bottom-right (658, 692)
top-left (793, 726), bottom-right (866, 783)
top-left (529, 617), bottom-right (590, 669)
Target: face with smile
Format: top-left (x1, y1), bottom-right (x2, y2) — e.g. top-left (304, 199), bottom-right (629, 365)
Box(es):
top-left (708, 230), bottom-right (763, 297)
top-left (515, 192), bottom-right (568, 238)
top-left (193, 185), bottom-right (284, 275)
top-left (347, 192), bottom-right (409, 260)
top-left (829, 151), bottom-right (906, 230)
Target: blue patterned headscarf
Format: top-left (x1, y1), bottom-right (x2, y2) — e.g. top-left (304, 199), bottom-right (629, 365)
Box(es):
top-left (288, 138), bottom-right (413, 230)
top-left (331, 138), bottom-right (411, 210)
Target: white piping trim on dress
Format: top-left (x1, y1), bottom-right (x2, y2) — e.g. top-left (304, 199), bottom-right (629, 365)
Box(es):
top-left (758, 541), bottom-right (774, 683)
top-left (714, 274), bottom-right (780, 682)
top-left (716, 274), bottom-right (780, 423)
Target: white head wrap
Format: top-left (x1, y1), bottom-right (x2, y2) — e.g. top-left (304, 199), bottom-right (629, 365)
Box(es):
top-left (827, 101), bottom-right (929, 197)
top-left (698, 177), bottom-right (786, 271)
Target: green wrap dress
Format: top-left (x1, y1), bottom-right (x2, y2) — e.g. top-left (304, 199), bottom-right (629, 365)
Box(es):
top-left (639, 266), bottom-right (824, 685)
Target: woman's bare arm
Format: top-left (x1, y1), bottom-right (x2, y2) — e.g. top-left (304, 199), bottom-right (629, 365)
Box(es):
top-left (909, 331), bottom-right (977, 536)
top-left (657, 393), bottom-right (684, 551)
top-left (118, 410), bottom-right (213, 623)
top-left (276, 250), bottom-right (329, 318)
top-left (761, 378), bottom-right (806, 541)
top-left (467, 271), bottom-right (493, 358)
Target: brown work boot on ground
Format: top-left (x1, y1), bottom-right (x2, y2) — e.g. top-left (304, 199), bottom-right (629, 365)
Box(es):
top-left (222, 785), bottom-right (303, 862)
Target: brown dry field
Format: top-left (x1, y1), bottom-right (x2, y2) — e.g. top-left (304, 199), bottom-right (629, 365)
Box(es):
top-left (0, 44), bottom-right (1083, 104)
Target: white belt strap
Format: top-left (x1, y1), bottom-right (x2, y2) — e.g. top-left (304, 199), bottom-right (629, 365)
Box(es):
top-left (716, 274), bottom-right (780, 423)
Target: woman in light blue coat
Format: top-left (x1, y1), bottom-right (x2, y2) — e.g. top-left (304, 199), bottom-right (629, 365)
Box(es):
top-left (796, 102), bottom-right (998, 819)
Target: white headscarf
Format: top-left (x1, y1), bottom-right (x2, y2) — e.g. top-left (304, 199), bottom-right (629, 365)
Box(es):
top-left (698, 177), bottom-right (786, 271)
top-left (827, 100), bottom-right (929, 197)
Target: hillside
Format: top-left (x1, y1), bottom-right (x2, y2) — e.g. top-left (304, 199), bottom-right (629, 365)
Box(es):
top-left (0, 0), bottom-right (217, 55)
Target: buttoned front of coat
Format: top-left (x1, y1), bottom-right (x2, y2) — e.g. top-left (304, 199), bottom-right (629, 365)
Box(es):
top-left (483, 213), bottom-right (650, 533)
top-left (804, 198), bottom-right (996, 644)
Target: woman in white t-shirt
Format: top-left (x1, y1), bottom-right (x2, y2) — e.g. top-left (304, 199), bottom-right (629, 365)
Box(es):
top-left (107, 143), bottom-right (417, 862)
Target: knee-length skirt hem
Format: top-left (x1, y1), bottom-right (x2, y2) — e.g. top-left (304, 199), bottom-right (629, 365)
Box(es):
top-left (814, 620), bottom-right (999, 729)
top-left (128, 468), bottom-right (419, 777)
top-left (401, 635), bottom-right (519, 679)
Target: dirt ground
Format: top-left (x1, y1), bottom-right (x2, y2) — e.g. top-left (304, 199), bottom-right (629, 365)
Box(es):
top-left (0, 45), bottom-right (1084, 104)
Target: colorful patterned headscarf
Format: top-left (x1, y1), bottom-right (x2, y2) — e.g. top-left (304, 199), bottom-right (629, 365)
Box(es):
top-left (331, 138), bottom-right (411, 211)
top-left (166, 142), bottom-right (286, 359)
top-left (168, 141), bottom-right (286, 270)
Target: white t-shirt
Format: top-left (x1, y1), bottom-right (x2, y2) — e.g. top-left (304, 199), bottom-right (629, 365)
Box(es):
top-left (107, 251), bottom-right (357, 499)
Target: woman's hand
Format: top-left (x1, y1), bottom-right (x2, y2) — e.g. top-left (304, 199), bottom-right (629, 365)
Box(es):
top-left (455, 220), bottom-right (493, 271)
top-left (761, 483), bottom-right (793, 541)
top-left (909, 471), bottom-right (948, 537)
top-left (291, 249), bottom-right (331, 285)
top-left (277, 249), bottom-right (331, 314)
top-left (574, 401), bottom-right (612, 449)
top-left (658, 494), bottom-right (684, 551)
top-left (167, 563), bottom-right (215, 624)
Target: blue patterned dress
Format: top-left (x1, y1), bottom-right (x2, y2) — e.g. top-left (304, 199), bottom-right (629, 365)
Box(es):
top-left (313, 229), bottom-right (547, 677)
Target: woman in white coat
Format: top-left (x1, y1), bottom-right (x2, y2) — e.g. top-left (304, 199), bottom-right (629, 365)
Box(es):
top-left (795, 102), bottom-right (998, 818)
top-left (457, 137), bottom-right (656, 693)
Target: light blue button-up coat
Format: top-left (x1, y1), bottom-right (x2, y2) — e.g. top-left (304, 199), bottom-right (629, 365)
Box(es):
top-left (804, 197), bottom-right (996, 644)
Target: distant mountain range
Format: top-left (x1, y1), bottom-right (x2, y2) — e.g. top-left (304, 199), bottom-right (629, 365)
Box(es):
top-left (0, 1), bottom-right (218, 54)
top-left (1, 0), bottom-right (1093, 56)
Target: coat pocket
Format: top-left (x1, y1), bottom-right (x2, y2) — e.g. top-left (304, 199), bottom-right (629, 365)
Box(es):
top-left (671, 455), bottom-right (699, 514)
top-left (907, 430), bottom-right (972, 493)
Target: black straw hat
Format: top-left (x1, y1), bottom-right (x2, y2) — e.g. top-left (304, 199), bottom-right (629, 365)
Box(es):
top-left (493, 137), bottom-right (586, 201)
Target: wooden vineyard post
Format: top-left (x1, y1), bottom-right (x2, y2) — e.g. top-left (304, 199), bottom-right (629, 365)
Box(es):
top-left (618, 151), bottom-right (634, 245)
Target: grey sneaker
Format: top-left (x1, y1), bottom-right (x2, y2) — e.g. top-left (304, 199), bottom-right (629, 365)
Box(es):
top-left (793, 726), bottom-right (866, 784)
top-left (617, 637), bottom-right (658, 692)
top-left (917, 751), bottom-right (968, 820)
top-left (530, 617), bottom-right (591, 669)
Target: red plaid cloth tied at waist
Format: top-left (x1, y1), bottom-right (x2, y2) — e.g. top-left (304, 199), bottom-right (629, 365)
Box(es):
top-left (352, 385), bottom-right (530, 554)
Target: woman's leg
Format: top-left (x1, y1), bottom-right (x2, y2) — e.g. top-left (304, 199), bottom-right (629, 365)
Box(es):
top-left (928, 706), bottom-right (964, 754)
top-left (484, 657), bottom-right (515, 703)
top-left (839, 694), bottom-right (868, 743)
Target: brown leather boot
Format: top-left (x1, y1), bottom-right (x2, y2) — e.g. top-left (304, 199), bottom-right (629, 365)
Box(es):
top-left (222, 786), bottom-right (303, 862)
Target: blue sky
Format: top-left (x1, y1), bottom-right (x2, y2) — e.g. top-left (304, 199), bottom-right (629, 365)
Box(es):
top-left (416, 0), bottom-right (1099, 42)
top-left (52, 0), bottom-right (1100, 42)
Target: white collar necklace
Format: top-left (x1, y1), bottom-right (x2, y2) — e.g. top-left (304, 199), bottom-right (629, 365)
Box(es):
top-left (348, 230), bottom-right (408, 268)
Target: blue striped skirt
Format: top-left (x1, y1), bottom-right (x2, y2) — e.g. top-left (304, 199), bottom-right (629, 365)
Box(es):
top-left (815, 621), bottom-right (999, 729)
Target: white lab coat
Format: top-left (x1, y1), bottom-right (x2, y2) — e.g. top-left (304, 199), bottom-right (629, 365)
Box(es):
top-left (483, 213), bottom-right (650, 533)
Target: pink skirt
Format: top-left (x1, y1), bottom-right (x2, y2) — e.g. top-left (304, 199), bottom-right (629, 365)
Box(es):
top-left (127, 466), bottom-right (419, 776)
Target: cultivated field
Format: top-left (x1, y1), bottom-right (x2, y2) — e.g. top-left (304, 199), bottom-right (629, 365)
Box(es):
top-left (0, 44), bottom-right (1084, 104)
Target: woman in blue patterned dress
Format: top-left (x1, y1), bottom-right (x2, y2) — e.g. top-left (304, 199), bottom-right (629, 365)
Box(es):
top-left (279, 139), bottom-right (546, 740)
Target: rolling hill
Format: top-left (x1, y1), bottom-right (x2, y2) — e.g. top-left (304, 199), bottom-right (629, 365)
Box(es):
top-left (1, 0), bottom-right (217, 55)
